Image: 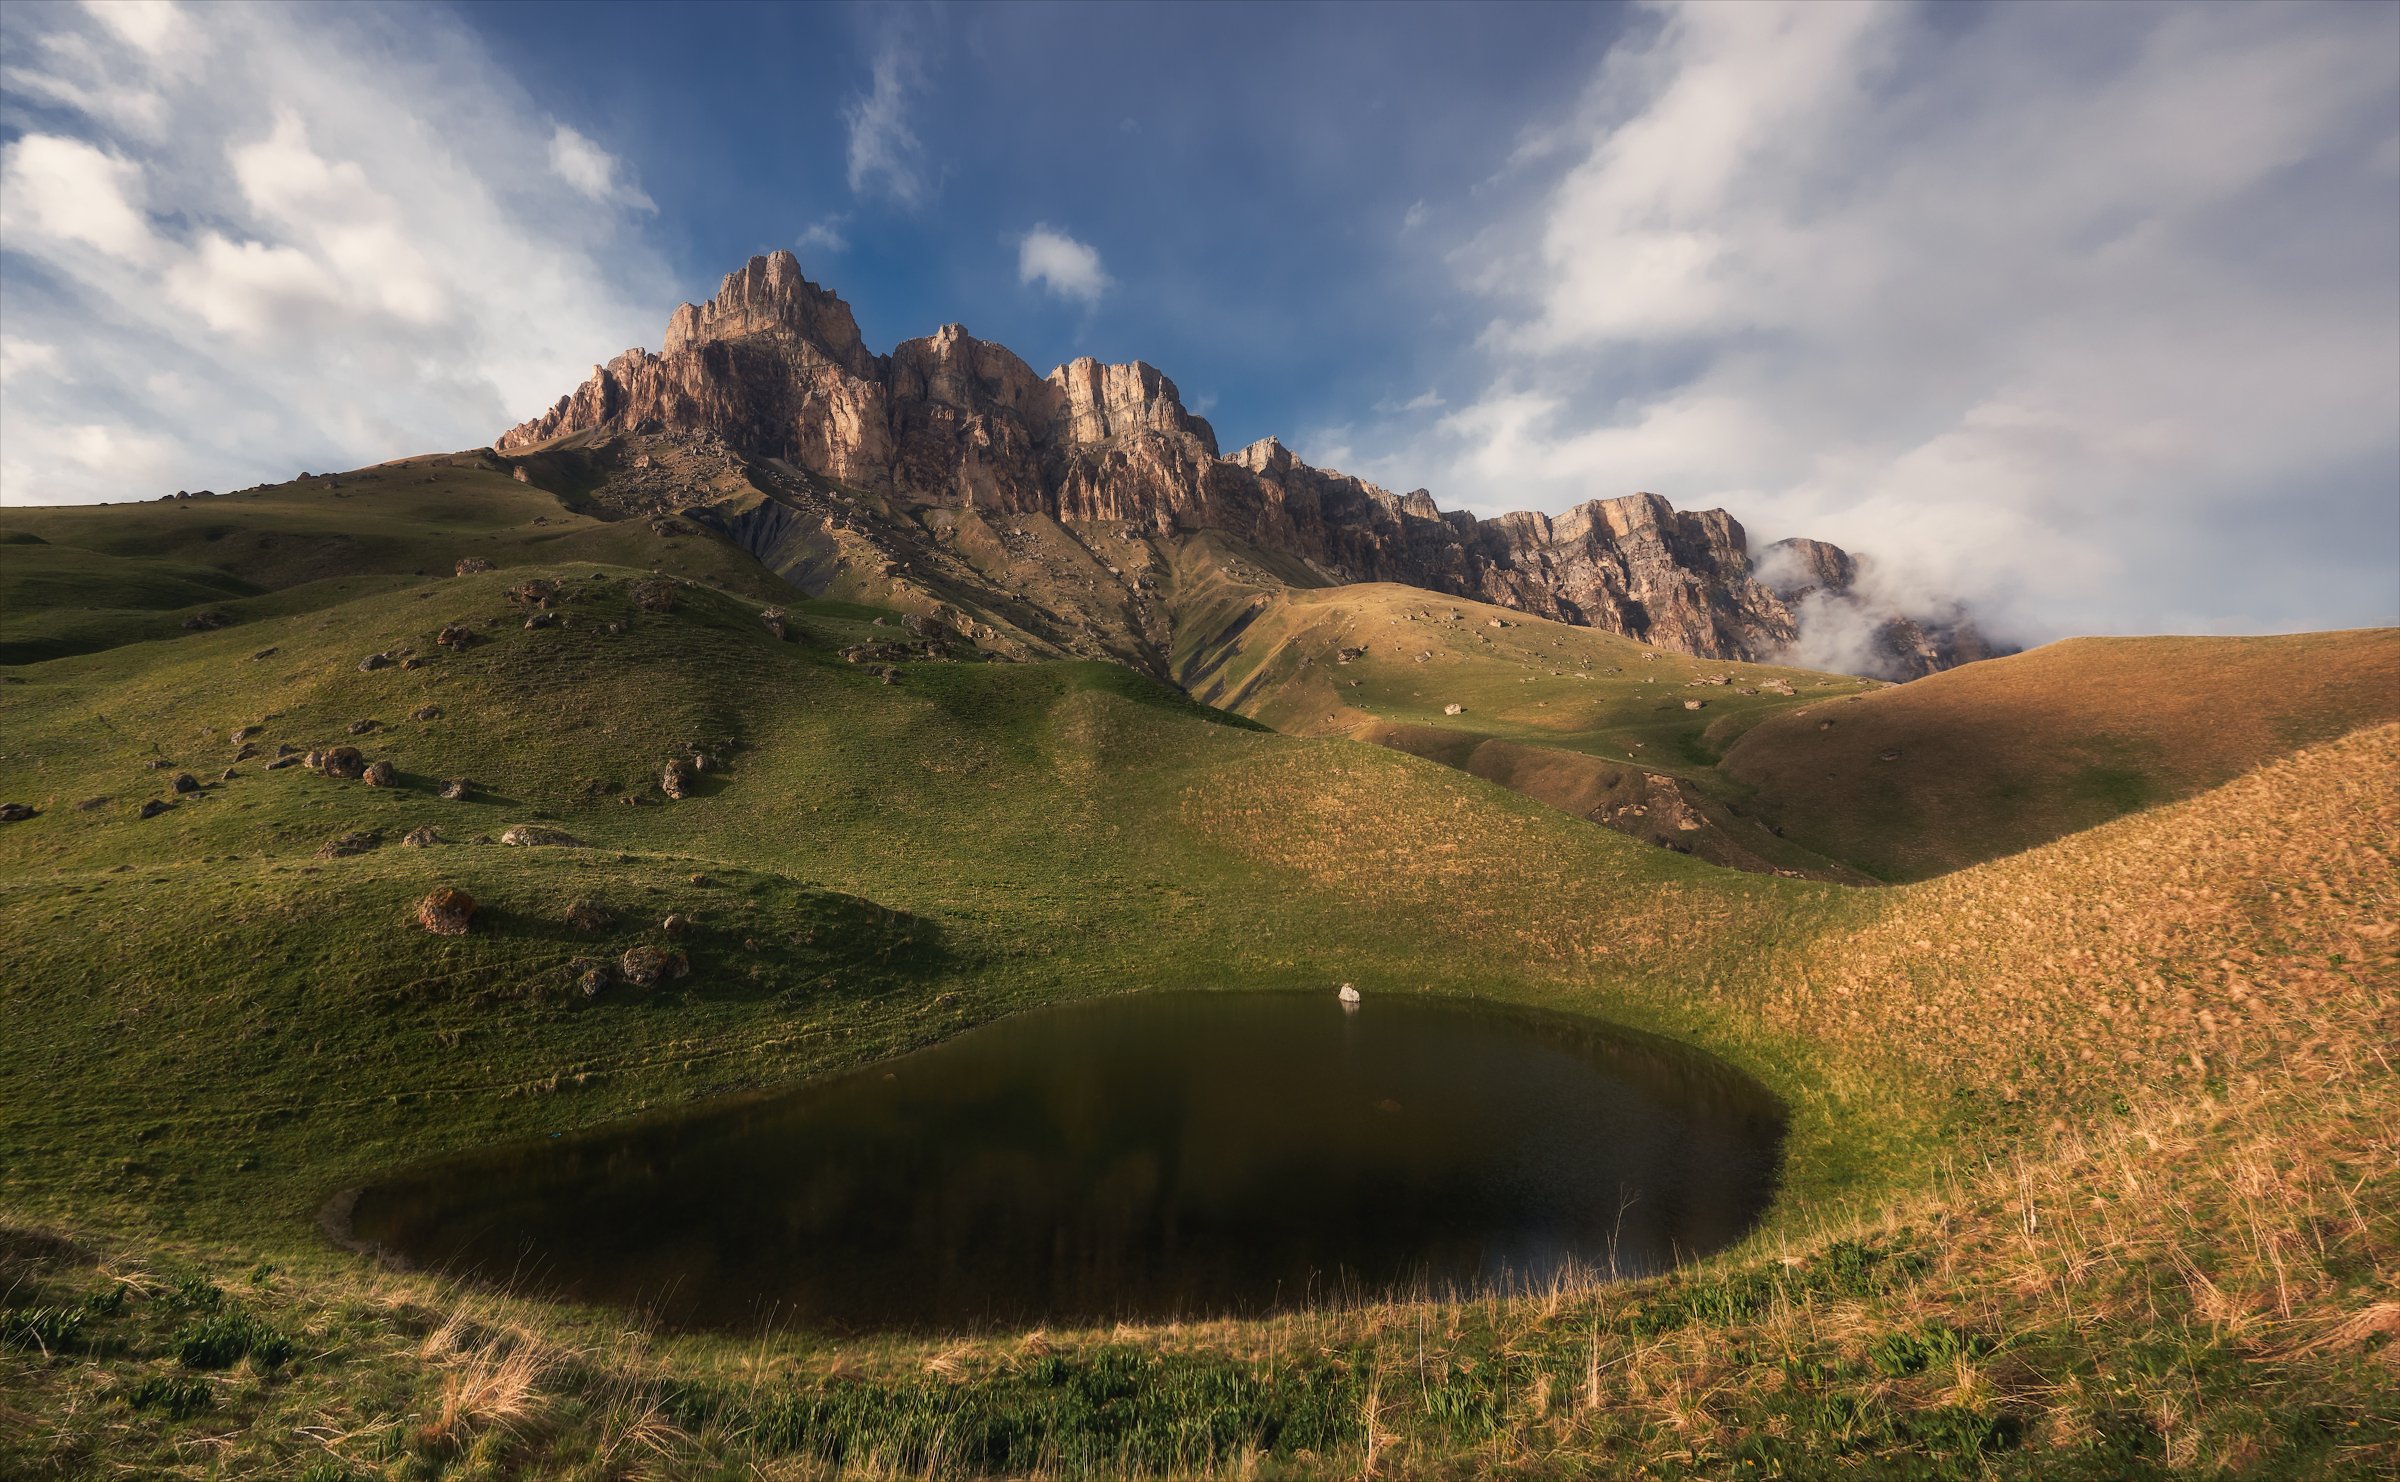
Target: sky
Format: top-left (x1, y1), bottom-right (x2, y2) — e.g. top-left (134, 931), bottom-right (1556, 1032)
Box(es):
top-left (2, 0), bottom-right (2394, 645)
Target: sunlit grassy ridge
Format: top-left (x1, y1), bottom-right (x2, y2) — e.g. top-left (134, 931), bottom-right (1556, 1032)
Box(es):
top-left (1, 481), bottom-right (2394, 1477)
top-left (1721, 629), bottom-right (2400, 880)
top-left (1199, 575), bottom-right (2400, 886)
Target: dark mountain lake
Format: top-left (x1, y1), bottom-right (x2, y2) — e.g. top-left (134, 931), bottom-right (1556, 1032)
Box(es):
top-left (341, 991), bottom-right (1786, 1334)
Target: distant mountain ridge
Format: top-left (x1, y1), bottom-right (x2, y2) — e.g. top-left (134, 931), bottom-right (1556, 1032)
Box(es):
top-left (499, 250), bottom-right (1999, 678)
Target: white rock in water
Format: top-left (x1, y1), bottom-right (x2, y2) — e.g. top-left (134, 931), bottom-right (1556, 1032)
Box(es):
top-left (1337, 982), bottom-right (1361, 1004)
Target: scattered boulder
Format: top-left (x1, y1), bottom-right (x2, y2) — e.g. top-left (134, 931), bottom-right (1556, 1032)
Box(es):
top-left (660, 759), bottom-right (697, 800)
top-left (400, 656), bottom-right (428, 671)
top-left (661, 912), bottom-right (693, 938)
top-left (316, 830), bottom-right (380, 859)
top-left (410, 704), bottom-right (442, 722)
top-left (181, 610), bottom-right (232, 631)
top-left (169, 772), bottom-right (200, 794)
top-left (760, 606), bottom-right (789, 640)
top-left (137, 800), bottom-right (173, 819)
top-left (1683, 699), bottom-right (1706, 711)
top-left (400, 826), bottom-right (443, 847)
top-left (1443, 703), bottom-right (1464, 716)
top-left (362, 760), bottom-right (399, 788)
top-left (438, 778), bottom-right (472, 801)
top-left (218, 767), bottom-right (238, 782)
top-left (347, 719), bottom-right (378, 735)
top-left (1336, 647), bottom-right (1366, 664)
top-left (631, 578), bottom-right (676, 613)
top-left (563, 899), bottom-right (614, 933)
top-left (233, 743), bottom-right (261, 761)
top-left (500, 824), bottom-right (582, 848)
top-left (266, 756), bottom-right (300, 771)
top-left (358, 653), bottom-right (394, 672)
top-left (507, 578), bottom-right (558, 607)
top-left (0, 803), bottom-right (36, 822)
top-left (230, 725), bottom-right (261, 743)
top-left (435, 624), bottom-right (478, 649)
top-left (454, 557), bottom-right (493, 577)
top-left (145, 759), bottom-right (174, 771)
top-left (415, 887), bottom-right (476, 936)
top-left (570, 958), bottom-right (614, 997)
top-left (315, 746), bottom-right (366, 779)
top-left (251, 647), bottom-right (279, 661)
top-left (618, 944), bottom-right (689, 988)
top-left (523, 611), bottom-right (554, 630)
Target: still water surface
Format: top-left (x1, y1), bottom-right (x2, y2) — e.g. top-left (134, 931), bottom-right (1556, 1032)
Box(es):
top-left (347, 991), bottom-right (1785, 1333)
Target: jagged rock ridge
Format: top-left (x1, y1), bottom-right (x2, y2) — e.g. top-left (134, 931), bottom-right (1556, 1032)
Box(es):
top-left (500, 251), bottom-right (1995, 677)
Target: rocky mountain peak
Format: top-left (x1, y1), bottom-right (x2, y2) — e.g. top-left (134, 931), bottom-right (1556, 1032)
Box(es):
top-left (661, 250), bottom-right (875, 377)
top-left (1228, 436), bottom-right (1292, 474)
top-left (496, 253), bottom-right (2000, 679)
top-left (1754, 537), bottom-right (1859, 598)
top-left (888, 325), bottom-right (1054, 419)
top-left (1047, 358), bottom-right (1217, 454)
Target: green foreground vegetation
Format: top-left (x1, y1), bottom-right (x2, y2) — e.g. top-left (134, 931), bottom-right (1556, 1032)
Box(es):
top-left (2, 470), bottom-right (2393, 1477)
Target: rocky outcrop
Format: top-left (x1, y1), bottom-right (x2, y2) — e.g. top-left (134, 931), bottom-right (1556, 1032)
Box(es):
top-left (497, 251), bottom-right (1997, 677)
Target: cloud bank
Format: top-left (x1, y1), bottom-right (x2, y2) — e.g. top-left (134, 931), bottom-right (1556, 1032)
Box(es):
top-left (1343, 0), bottom-right (2400, 641)
top-left (0, 0), bottom-right (670, 505)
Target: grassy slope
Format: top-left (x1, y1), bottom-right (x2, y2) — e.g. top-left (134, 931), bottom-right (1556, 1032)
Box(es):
top-left (1721, 629), bottom-right (2400, 880)
top-left (1167, 558), bottom-right (1882, 879)
top-left (0, 454), bottom-right (794, 664)
top-left (0, 491), bottom-right (2393, 1476)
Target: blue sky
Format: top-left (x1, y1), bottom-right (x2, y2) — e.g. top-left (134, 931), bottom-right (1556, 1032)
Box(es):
top-left (3, 0), bottom-right (2395, 642)
top-left (460, 0), bottom-right (1616, 454)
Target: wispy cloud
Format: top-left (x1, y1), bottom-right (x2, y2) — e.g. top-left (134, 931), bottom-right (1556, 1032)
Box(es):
top-left (1350, 0), bottom-right (2400, 639)
top-left (844, 41), bottom-right (930, 206)
top-left (547, 123), bottom-right (655, 212)
top-left (1017, 223), bottom-right (1110, 305)
top-left (0, 0), bottom-right (670, 505)
top-left (796, 213), bottom-right (851, 256)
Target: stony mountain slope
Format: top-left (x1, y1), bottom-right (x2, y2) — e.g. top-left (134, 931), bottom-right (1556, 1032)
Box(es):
top-left (498, 251), bottom-right (1997, 679)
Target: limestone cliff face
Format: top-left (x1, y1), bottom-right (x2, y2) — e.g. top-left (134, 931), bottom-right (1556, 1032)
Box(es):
top-left (498, 251), bottom-right (1996, 677)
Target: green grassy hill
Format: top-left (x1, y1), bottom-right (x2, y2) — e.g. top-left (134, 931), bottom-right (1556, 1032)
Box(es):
top-left (2, 476), bottom-right (2394, 1478)
top-left (0, 454), bottom-right (790, 665)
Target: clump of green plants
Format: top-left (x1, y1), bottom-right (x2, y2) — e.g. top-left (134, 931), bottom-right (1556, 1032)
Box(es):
top-left (122, 1373), bottom-right (214, 1420)
top-left (173, 1308), bottom-right (294, 1371)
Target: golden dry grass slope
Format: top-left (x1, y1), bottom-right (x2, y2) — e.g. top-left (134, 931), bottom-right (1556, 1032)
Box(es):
top-left (1722, 629), bottom-right (2400, 880)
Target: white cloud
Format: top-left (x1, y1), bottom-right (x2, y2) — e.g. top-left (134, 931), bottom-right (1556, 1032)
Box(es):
top-left (0, 3), bottom-right (672, 506)
top-left (0, 338), bottom-right (63, 384)
top-left (845, 42), bottom-right (929, 205)
top-left (81, 0), bottom-right (191, 56)
top-left (796, 214), bottom-right (851, 255)
top-left (1017, 223), bottom-right (1110, 305)
top-left (547, 123), bottom-right (654, 212)
top-left (0, 134), bottom-right (158, 262)
top-left (1353, 0), bottom-right (2400, 640)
